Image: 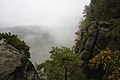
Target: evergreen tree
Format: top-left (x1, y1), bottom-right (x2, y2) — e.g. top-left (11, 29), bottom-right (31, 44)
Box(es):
top-left (0, 32), bottom-right (30, 58)
top-left (37, 47), bottom-right (86, 80)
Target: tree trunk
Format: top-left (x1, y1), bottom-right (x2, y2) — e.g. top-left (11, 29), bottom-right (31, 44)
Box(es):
top-left (63, 65), bottom-right (67, 80)
top-left (64, 66), bottom-right (67, 80)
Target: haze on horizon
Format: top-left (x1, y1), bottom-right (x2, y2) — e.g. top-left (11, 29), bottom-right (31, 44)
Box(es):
top-left (0, 0), bottom-right (90, 63)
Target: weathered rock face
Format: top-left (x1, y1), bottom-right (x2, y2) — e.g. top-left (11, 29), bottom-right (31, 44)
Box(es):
top-left (0, 44), bottom-right (40, 80)
top-left (77, 21), bottom-right (112, 62)
top-left (74, 21), bottom-right (112, 79)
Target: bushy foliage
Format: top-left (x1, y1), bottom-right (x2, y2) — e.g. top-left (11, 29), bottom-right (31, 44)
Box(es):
top-left (89, 50), bottom-right (120, 80)
top-left (0, 32), bottom-right (30, 58)
top-left (75, 1), bottom-right (120, 79)
top-left (106, 19), bottom-right (120, 51)
top-left (37, 47), bottom-right (86, 80)
top-left (84, 0), bottom-right (120, 21)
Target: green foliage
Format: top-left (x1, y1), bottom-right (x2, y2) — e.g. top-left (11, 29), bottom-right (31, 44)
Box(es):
top-left (37, 47), bottom-right (86, 80)
top-left (106, 19), bottom-right (120, 51)
top-left (0, 32), bottom-right (30, 58)
top-left (84, 0), bottom-right (120, 21)
top-left (79, 18), bottom-right (91, 29)
top-left (75, 0), bottom-right (120, 80)
top-left (89, 50), bottom-right (120, 80)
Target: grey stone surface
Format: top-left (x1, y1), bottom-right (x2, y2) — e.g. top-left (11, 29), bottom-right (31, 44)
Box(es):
top-left (77, 21), bottom-right (111, 61)
top-left (0, 44), bottom-right (40, 80)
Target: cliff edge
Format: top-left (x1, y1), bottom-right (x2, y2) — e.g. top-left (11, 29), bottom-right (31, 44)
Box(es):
top-left (0, 44), bottom-right (40, 80)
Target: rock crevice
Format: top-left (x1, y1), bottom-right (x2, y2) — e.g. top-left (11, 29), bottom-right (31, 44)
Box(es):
top-left (77, 21), bottom-right (111, 62)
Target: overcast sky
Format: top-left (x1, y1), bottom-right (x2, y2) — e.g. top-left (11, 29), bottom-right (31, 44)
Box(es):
top-left (0, 0), bottom-right (90, 63)
top-left (0, 0), bottom-right (90, 27)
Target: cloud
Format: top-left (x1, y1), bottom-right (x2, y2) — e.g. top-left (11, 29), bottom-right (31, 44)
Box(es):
top-left (0, 0), bottom-right (90, 63)
top-left (0, 26), bottom-right (55, 63)
top-left (0, 0), bottom-right (90, 27)
top-left (0, 25), bottom-right (76, 63)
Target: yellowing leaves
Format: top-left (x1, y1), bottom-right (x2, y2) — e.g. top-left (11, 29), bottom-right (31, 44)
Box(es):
top-left (89, 50), bottom-right (120, 80)
top-left (102, 56), bottom-right (104, 59)
top-left (107, 56), bottom-right (111, 59)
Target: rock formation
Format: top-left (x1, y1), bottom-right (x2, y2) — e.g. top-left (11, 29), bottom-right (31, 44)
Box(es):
top-left (76, 21), bottom-right (112, 62)
top-left (74, 21), bottom-right (112, 79)
top-left (0, 44), bottom-right (40, 80)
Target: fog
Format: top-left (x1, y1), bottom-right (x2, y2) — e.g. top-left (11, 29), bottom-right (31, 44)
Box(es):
top-left (0, 0), bottom-right (90, 63)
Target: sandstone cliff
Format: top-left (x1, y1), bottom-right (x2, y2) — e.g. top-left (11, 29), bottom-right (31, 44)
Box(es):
top-left (0, 44), bottom-right (40, 80)
top-left (76, 21), bottom-right (112, 62)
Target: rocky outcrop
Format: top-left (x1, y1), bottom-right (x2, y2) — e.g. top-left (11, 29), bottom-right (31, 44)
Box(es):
top-left (0, 44), bottom-right (40, 80)
top-left (77, 21), bottom-right (112, 62)
top-left (74, 21), bottom-right (112, 79)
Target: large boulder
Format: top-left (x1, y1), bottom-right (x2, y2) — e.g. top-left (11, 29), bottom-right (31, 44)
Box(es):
top-left (0, 44), bottom-right (40, 80)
